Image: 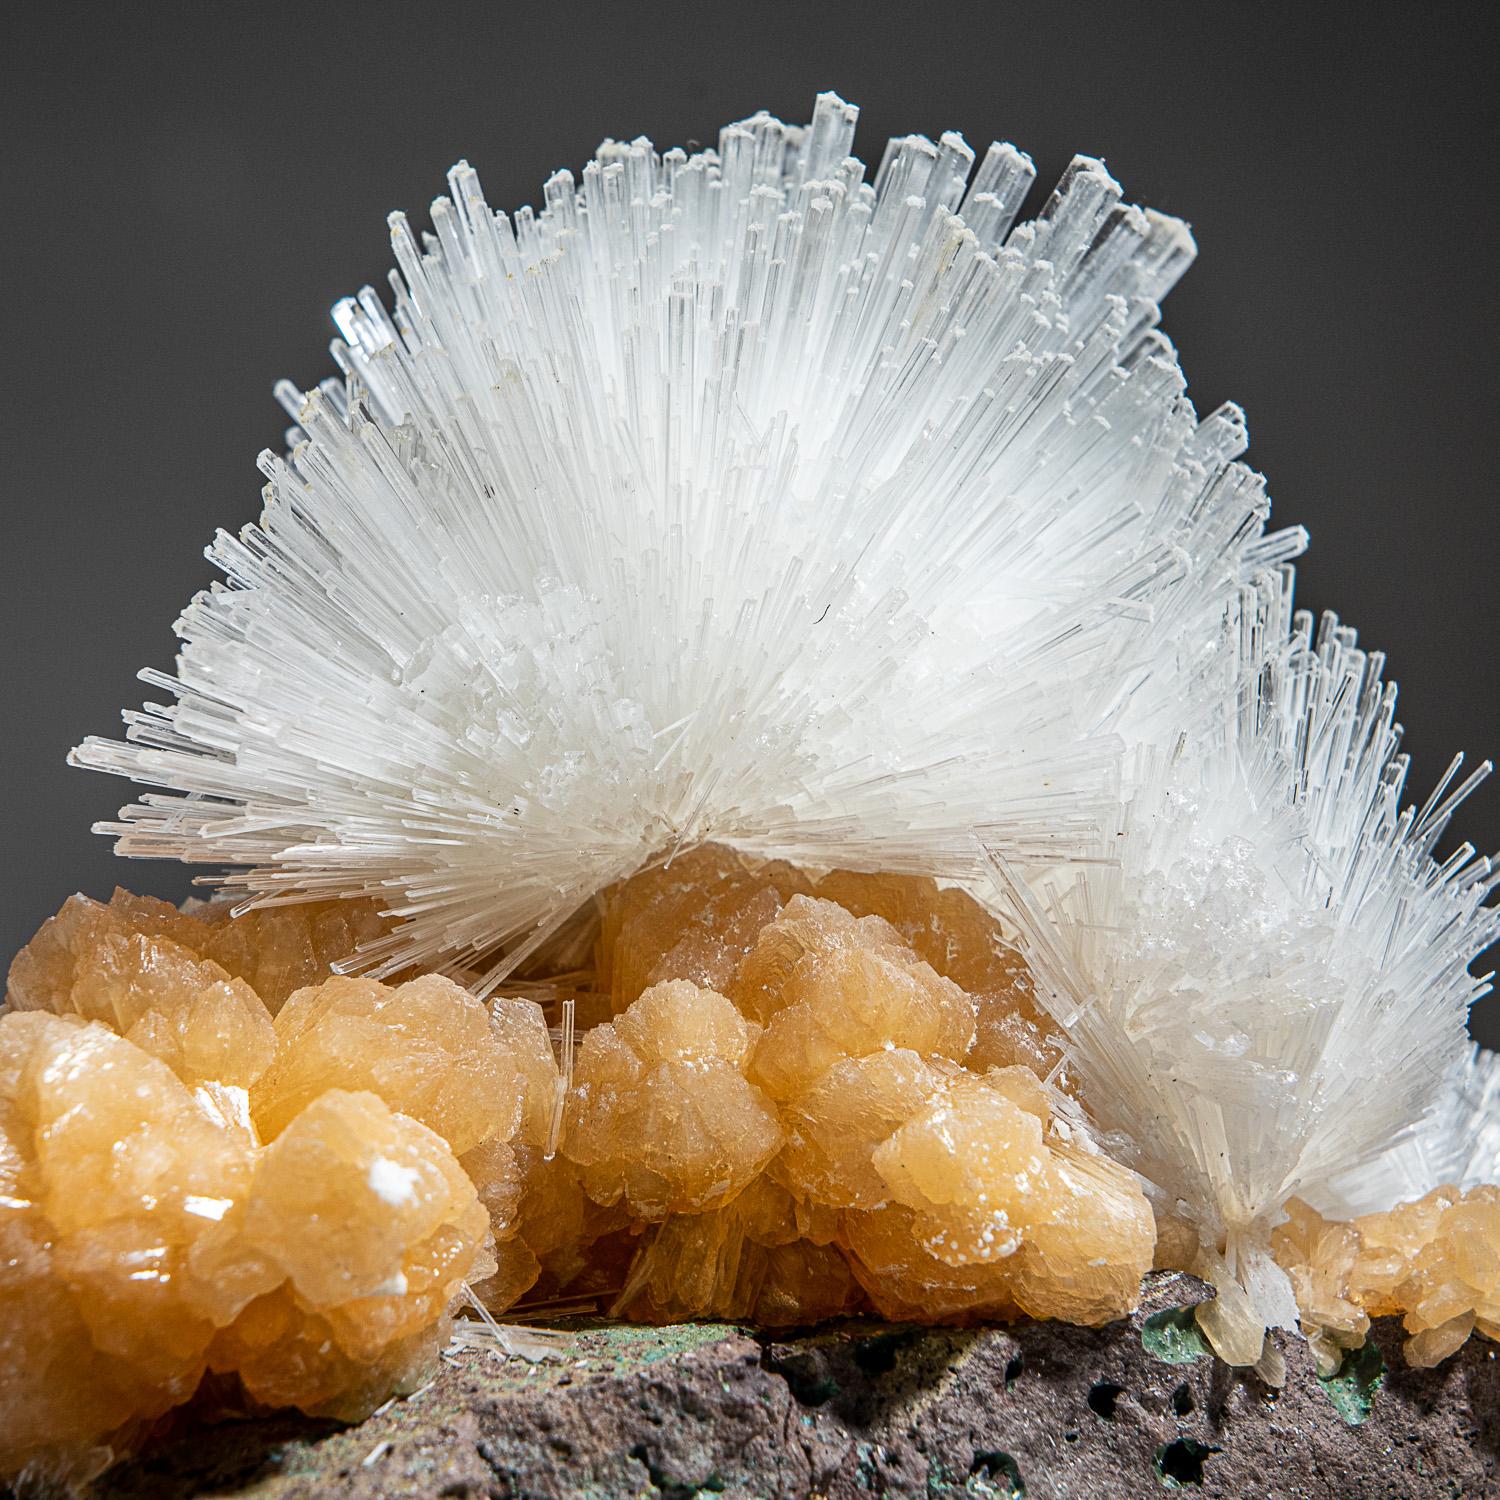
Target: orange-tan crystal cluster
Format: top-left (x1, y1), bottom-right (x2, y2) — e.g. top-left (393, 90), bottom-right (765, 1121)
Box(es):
top-left (1, 891), bottom-right (497, 1485)
top-left (7, 848), bottom-right (1496, 1484)
top-left (561, 847), bottom-right (1154, 1327)
top-left (1273, 1189), bottom-right (1500, 1374)
top-left (1, 850), bottom-right (1158, 1481)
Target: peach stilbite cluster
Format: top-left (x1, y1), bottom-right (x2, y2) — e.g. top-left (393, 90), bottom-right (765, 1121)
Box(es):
top-left (8, 846), bottom-right (1493, 1484)
top-left (527, 846), bottom-right (1154, 1328)
top-left (1, 892), bottom-right (498, 1485)
top-left (6, 886), bottom-right (392, 1021)
top-left (1, 848), bottom-right (1161, 1480)
top-left (1273, 1189), bottom-right (1500, 1374)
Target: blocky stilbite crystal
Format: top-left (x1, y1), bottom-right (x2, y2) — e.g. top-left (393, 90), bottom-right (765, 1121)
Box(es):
top-left (510, 855), bottom-right (1154, 1335)
top-left (6, 892), bottom-right (274, 1090)
top-left (565, 980), bottom-right (782, 1217)
top-left (852, 1068), bottom-right (1154, 1325)
top-left (253, 973), bottom-right (525, 1153)
top-left (1274, 1187), bottom-right (1500, 1371)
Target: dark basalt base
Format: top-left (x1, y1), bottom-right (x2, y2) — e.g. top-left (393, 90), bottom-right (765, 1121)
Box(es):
top-left (22, 1275), bottom-right (1499, 1499)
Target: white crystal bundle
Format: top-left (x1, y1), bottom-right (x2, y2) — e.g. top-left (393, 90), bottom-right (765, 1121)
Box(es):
top-left (74, 93), bottom-right (1291, 989)
top-left (989, 567), bottom-right (1500, 1363)
top-left (70, 94), bottom-right (1497, 1366)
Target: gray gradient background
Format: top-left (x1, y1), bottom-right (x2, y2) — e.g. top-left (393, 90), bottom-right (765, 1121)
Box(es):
top-left (4, 2), bottom-right (1497, 1045)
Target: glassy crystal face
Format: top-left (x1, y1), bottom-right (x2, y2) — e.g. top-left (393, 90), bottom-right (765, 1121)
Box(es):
top-left (6, 891), bottom-right (275, 1088)
top-left (565, 980), bottom-right (783, 1217)
top-left (253, 973), bottom-right (525, 1152)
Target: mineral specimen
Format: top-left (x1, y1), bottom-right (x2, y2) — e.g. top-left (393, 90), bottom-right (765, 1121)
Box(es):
top-left (597, 844), bottom-right (813, 1012)
top-left (989, 589), bottom-right (1500, 1365)
top-left (191, 1088), bottom-right (488, 1415)
top-left (614, 1175), bottom-right (860, 1325)
top-left (508, 856), bottom-right (1151, 1331)
top-left (70, 96), bottom-right (1271, 1001)
top-left (565, 979), bottom-right (783, 1216)
top-left (1, 1011), bottom-right (258, 1480)
top-left (2, 844), bottom-right (1495, 1483)
top-left (7, 87), bottom-right (1498, 1489)
top-left (190, 897), bottom-right (394, 1013)
top-left (252, 973), bottom-right (524, 1151)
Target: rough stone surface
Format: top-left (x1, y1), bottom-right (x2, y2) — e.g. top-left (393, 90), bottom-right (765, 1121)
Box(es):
top-left (16, 1274), bottom-right (1496, 1499)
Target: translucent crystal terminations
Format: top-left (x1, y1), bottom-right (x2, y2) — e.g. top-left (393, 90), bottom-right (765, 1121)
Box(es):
top-left (1274, 1187), bottom-right (1500, 1373)
top-left (1332, 1043), bottom-right (1500, 1216)
top-left (72, 93), bottom-right (1299, 990)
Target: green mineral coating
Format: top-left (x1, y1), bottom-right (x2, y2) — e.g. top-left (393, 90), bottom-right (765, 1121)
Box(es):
top-left (1317, 1339), bottom-right (1386, 1425)
top-left (927, 1457), bottom-right (955, 1494)
top-left (581, 1320), bottom-right (741, 1372)
top-left (1140, 1305), bottom-right (1212, 1365)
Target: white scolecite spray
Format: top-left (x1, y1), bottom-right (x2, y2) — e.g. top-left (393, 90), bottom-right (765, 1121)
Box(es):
top-left (73, 94), bottom-right (1295, 989)
top-left (1323, 1042), bottom-right (1500, 1218)
top-left (989, 567), bottom-right (1499, 1364)
top-left (1431, 1045), bottom-right (1500, 1191)
top-left (69, 96), bottom-right (1497, 1365)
